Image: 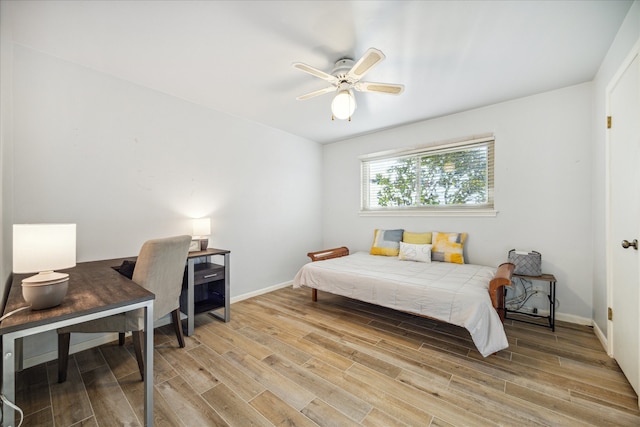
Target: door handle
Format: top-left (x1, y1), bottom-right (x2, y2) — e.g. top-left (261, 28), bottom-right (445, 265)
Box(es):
top-left (621, 239), bottom-right (638, 250)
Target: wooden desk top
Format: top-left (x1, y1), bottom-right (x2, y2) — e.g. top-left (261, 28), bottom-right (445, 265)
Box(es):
top-left (187, 248), bottom-right (230, 258)
top-left (0, 258), bottom-right (155, 335)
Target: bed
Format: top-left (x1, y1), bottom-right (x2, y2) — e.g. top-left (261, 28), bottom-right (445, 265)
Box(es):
top-left (292, 246), bottom-right (514, 357)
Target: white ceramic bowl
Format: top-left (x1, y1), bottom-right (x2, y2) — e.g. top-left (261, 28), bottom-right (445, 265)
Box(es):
top-left (22, 280), bottom-right (69, 310)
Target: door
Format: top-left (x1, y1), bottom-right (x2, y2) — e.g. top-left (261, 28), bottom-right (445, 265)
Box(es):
top-left (609, 46), bottom-right (640, 396)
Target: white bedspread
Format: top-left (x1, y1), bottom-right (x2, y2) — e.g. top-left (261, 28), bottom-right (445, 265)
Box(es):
top-left (292, 252), bottom-right (508, 356)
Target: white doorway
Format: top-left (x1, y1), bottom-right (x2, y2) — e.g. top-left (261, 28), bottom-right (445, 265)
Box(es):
top-left (607, 40), bottom-right (640, 398)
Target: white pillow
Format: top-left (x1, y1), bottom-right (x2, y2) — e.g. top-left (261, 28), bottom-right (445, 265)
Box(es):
top-left (398, 242), bottom-right (432, 263)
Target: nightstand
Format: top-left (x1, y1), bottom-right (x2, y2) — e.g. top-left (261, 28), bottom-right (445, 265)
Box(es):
top-left (504, 273), bottom-right (556, 331)
top-left (180, 248), bottom-right (230, 336)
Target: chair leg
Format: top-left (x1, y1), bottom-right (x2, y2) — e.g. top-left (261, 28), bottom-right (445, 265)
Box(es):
top-left (132, 330), bottom-right (145, 381)
top-left (58, 333), bottom-right (71, 383)
top-left (119, 332), bottom-right (125, 346)
top-left (171, 308), bottom-right (186, 348)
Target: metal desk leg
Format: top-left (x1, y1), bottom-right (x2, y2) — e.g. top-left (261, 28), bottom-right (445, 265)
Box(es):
top-left (2, 334), bottom-right (16, 427)
top-left (144, 302), bottom-right (154, 427)
top-left (223, 253), bottom-right (230, 322)
top-left (209, 253), bottom-right (230, 322)
top-left (550, 280), bottom-right (556, 332)
top-left (187, 258), bottom-right (195, 336)
top-left (15, 339), bottom-right (22, 373)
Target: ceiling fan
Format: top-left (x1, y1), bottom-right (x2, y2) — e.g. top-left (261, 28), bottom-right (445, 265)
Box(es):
top-left (292, 48), bottom-right (404, 121)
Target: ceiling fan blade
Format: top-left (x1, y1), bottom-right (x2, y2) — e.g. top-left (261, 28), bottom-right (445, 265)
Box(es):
top-left (292, 62), bottom-right (338, 84)
top-left (296, 86), bottom-right (336, 101)
top-left (355, 81), bottom-right (404, 95)
top-left (347, 48), bottom-right (386, 81)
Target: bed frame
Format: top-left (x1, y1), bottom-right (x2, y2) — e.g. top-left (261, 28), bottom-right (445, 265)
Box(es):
top-left (306, 246), bottom-right (515, 322)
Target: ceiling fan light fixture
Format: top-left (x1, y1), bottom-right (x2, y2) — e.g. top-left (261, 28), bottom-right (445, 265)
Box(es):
top-left (331, 89), bottom-right (356, 120)
top-left (293, 47), bottom-right (402, 120)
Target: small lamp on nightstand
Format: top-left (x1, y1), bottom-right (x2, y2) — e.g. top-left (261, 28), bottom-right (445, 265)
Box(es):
top-left (192, 218), bottom-right (211, 251)
top-left (13, 224), bottom-right (76, 310)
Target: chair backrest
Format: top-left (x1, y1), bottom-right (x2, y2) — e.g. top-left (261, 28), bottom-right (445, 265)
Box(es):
top-left (132, 235), bottom-right (191, 321)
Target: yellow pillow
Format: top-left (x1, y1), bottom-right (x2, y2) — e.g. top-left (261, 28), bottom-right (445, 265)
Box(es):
top-left (403, 231), bottom-right (432, 244)
top-left (431, 232), bottom-right (467, 264)
top-left (370, 229), bottom-right (404, 256)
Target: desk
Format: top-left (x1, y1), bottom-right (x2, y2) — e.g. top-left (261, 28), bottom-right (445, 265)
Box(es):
top-left (185, 249), bottom-right (230, 336)
top-left (0, 259), bottom-right (155, 427)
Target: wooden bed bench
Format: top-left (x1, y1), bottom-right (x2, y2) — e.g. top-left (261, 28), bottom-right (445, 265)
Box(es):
top-left (295, 246), bottom-right (515, 356)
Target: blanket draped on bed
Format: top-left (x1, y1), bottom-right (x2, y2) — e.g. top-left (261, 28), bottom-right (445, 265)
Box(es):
top-left (292, 251), bottom-right (508, 357)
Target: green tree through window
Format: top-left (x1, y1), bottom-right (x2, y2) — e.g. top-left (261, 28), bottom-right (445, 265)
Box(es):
top-left (362, 139), bottom-right (493, 211)
top-left (372, 158), bottom-right (416, 207)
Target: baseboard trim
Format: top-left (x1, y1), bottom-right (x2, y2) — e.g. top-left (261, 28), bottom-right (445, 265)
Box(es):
top-left (230, 281), bottom-right (292, 304)
top-left (521, 309), bottom-right (592, 326)
top-left (592, 320), bottom-right (610, 355)
top-left (554, 312), bottom-right (592, 326)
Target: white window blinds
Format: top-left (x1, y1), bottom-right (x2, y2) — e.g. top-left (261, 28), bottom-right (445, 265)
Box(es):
top-left (361, 137), bottom-right (494, 212)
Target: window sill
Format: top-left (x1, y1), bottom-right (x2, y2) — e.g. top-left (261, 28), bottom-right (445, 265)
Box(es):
top-left (359, 209), bottom-right (498, 217)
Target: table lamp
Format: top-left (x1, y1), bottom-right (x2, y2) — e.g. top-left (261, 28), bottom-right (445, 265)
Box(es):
top-left (13, 224), bottom-right (76, 310)
top-left (192, 218), bottom-right (211, 250)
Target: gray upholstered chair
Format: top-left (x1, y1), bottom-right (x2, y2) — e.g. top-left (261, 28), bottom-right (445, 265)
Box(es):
top-left (57, 235), bottom-right (192, 383)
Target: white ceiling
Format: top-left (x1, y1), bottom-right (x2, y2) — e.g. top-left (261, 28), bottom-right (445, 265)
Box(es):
top-left (6, 0), bottom-right (633, 144)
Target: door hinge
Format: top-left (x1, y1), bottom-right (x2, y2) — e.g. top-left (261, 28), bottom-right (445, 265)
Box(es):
top-left (607, 116), bottom-right (612, 129)
top-left (608, 307), bottom-right (613, 321)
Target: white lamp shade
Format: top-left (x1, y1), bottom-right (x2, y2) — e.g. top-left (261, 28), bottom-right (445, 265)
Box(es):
top-left (192, 218), bottom-right (211, 237)
top-left (331, 90), bottom-right (356, 120)
top-left (13, 224), bottom-right (76, 274)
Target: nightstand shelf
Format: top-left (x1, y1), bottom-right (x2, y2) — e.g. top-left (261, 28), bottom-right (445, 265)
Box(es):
top-left (180, 262), bottom-right (225, 313)
top-left (504, 273), bottom-right (556, 331)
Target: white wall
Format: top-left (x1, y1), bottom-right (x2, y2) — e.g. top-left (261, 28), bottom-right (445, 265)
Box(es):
top-left (591, 1), bottom-right (640, 338)
top-left (12, 44), bottom-right (323, 299)
top-left (323, 83), bottom-right (594, 322)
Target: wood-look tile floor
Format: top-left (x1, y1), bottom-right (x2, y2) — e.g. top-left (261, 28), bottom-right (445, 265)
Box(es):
top-left (14, 286), bottom-right (640, 426)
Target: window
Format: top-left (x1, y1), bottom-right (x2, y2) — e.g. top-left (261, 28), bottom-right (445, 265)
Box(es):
top-left (361, 136), bottom-right (495, 216)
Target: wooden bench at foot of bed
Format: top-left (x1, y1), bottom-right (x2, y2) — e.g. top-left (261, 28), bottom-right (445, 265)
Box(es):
top-left (305, 246), bottom-right (514, 322)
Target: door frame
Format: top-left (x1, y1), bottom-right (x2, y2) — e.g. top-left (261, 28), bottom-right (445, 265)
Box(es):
top-left (605, 38), bottom-right (640, 360)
